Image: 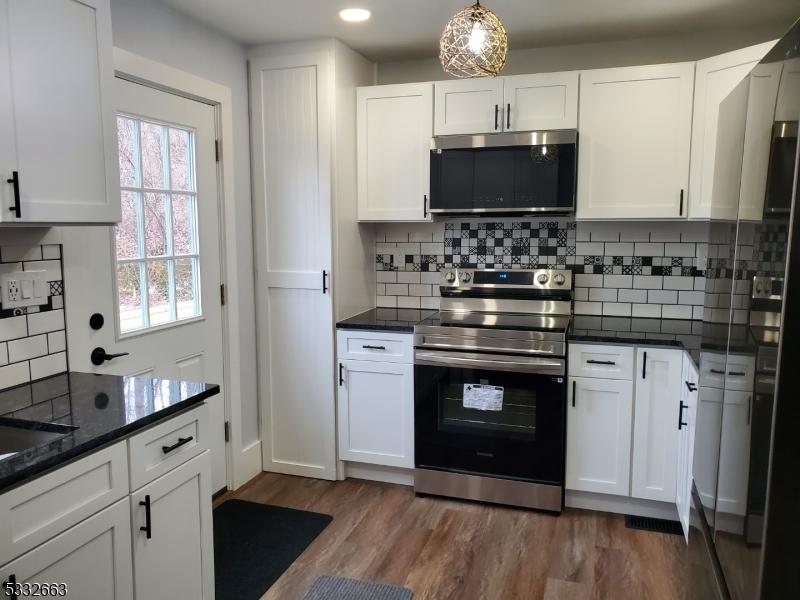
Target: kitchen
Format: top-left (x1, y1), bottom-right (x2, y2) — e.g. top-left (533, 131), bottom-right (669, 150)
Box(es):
top-left (0, 1), bottom-right (798, 599)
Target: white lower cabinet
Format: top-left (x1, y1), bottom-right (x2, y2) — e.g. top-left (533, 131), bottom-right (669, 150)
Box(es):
top-left (695, 386), bottom-right (724, 509)
top-left (566, 376), bottom-right (633, 496)
top-left (716, 390), bottom-right (752, 517)
top-left (631, 347), bottom-right (683, 502)
top-left (0, 498), bottom-right (133, 599)
top-left (676, 356), bottom-right (699, 540)
top-left (130, 451), bottom-right (215, 600)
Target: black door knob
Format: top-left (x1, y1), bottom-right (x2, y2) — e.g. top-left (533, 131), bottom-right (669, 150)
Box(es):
top-left (89, 313), bottom-right (105, 330)
top-left (91, 347), bottom-right (129, 366)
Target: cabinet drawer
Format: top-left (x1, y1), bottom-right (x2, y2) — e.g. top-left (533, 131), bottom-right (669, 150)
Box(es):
top-left (699, 352), bottom-right (755, 391)
top-left (0, 441), bottom-right (128, 566)
top-left (337, 330), bottom-right (414, 364)
top-left (568, 344), bottom-right (634, 380)
top-left (127, 404), bottom-right (209, 491)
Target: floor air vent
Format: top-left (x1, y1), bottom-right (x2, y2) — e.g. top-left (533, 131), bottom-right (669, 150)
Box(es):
top-left (624, 514), bottom-right (684, 536)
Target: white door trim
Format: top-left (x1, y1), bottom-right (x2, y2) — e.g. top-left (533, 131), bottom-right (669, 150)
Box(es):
top-left (112, 48), bottom-right (261, 490)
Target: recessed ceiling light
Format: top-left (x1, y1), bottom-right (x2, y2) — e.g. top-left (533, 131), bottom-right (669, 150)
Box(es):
top-left (339, 8), bottom-right (371, 23)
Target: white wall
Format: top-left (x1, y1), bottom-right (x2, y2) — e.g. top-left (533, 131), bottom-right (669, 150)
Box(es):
top-left (108, 0), bottom-right (259, 446)
top-left (377, 24), bottom-right (787, 84)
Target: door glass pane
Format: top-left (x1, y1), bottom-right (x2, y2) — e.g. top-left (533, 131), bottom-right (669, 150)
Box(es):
top-left (169, 127), bottom-right (194, 192)
top-left (175, 258), bottom-right (199, 319)
top-left (117, 263), bottom-right (144, 331)
top-left (147, 260), bottom-right (171, 326)
top-left (140, 122), bottom-right (166, 189)
top-left (117, 117), bottom-right (139, 187)
top-left (116, 191), bottom-right (141, 259)
top-left (172, 194), bottom-right (196, 255)
top-left (143, 193), bottom-right (168, 257)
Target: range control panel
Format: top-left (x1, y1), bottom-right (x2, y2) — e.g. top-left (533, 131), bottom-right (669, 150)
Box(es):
top-left (440, 268), bottom-right (572, 291)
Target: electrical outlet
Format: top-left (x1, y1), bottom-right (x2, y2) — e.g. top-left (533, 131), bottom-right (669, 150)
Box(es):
top-left (6, 280), bottom-right (20, 302)
top-left (1, 271), bottom-right (47, 308)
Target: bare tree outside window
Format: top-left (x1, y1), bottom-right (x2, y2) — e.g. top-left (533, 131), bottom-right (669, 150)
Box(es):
top-left (114, 115), bottom-right (201, 333)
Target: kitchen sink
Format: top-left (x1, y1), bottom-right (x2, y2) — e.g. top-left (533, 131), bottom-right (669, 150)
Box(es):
top-left (0, 420), bottom-right (78, 459)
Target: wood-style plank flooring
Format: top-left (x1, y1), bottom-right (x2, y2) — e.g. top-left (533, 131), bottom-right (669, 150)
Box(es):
top-left (215, 473), bottom-right (687, 600)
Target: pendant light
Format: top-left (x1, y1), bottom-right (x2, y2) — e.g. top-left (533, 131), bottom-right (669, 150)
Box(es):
top-left (439, 1), bottom-right (508, 78)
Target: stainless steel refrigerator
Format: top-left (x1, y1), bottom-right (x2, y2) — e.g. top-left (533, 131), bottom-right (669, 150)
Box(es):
top-left (686, 19), bottom-right (800, 600)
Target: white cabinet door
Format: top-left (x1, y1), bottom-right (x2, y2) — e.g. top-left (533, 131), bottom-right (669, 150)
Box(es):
top-left (0, 498), bottom-right (133, 600)
top-left (738, 63), bottom-right (782, 222)
top-left (775, 57), bottom-right (800, 121)
top-left (716, 390), bottom-right (752, 518)
top-left (0, 0), bottom-right (119, 224)
top-left (576, 63), bottom-right (694, 220)
top-left (676, 356), bottom-right (699, 540)
top-left (503, 72), bottom-right (579, 131)
top-left (338, 359), bottom-right (414, 468)
top-left (631, 347), bottom-right (683, 502)
top-left (130, 451), bottom-right (214, 600)
top-left (566, 376), bottom-right (633, 496)
top-left (434, 78), bottom-right (504, 135)
top-left (695, 386), bottom-right (723, 510)
top-left (688, 41), bottom-right (775, 220)
top-left (357, 83), bottom-right (432, 221)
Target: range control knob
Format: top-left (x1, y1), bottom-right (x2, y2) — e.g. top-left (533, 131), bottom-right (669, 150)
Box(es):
top-left (553, 273), bottom-right (566, 286)
top-left (756, 284), bottom-right (763, 295)
top-left (461, 271), bottom-right (472, 283)
top-left (445, 271), bottom-right (456, 284)
top-left (537, 273), bottom-right (549, 285)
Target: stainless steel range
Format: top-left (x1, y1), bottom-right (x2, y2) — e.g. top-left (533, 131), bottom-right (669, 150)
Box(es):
top-left (413, 268), bottom-right (572, 512)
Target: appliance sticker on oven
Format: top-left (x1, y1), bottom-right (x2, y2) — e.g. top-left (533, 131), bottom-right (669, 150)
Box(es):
top-left (463, 384), bottom-right (504, 411)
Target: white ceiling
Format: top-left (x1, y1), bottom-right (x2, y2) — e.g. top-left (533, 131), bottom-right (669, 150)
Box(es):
top-left (158, 0), bottom-right (798, 62)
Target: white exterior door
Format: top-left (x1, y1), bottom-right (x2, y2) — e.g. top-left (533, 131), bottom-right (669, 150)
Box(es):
top-left (357, 83), bottom-right (432, 222)
top-left (250, 52), bottom-right (336, 480)
top-left (63, 78), bottom-right (228, 493)
top-left (0, 0), bottom-right (119, 224)
top-left (689, 42), bottom-right (774, 220)
top-left (0, 498), bottom-right (133, 600)
top-left (131, 452), bottom-right (214, 600)
top-left (576, 63), bottom-right (694, 220)
top-left (434, 78), bottom-right (504, 135)
top-left (503, 72), bottom-right (579, 131)
top-left (566, 376), bottom-right (633, 496)
top-left (338, 359), bottom-right (414, 468)
top-left (631, 347), bottom-right (683, 502)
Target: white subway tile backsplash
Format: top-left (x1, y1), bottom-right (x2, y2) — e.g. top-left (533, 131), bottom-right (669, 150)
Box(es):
top-left (8, 335), bottom-right (48, 363)
top-left (634, 242), bottom-right (664, 256)
top-left (397, 296), bottom-right (421, 309)
top-left (409, 284), bottom-right (432, 297)
top-left (632, 304), bottom-right (662, 318)
top-left (663, 276), bottom-right (695, 290)
top-left (421, 272), bottom-right (441, 285)
top-left (29, 352), bottom-right (67, 381)
top-left (618, 289), bottom-right (647, 303)
top-left (396, 272), bottom-right (421, 284)
top-left (0, 316), bottom-right (27, 342)
top-left (575, 274), bottom-right (603, 288)
top-left (604, 275), bottom-right (633, 288)
top-left (0, 342), bottom-right (7, 366)
top-left (377, 271), bottom-right (397, 283)
top-left (678, 291), bottom-right (705, 306)
top-left (47, 331), bottom-right (66, 353)
top-left (27, 309), bottom-right (64, 335)
top-left (633, 276), bottom-right (663, 290)
top-left (574, 301), bottom-right (602, 316)
top-left (42, 245), bottom-right (61, 260)
top-left (574, 288), bottom-right (589, 301)
top-left (377, 296), bottom-right (396, 308)
top-left (603, 303), bottom-right (632, 317)
top-left (648, 289), bottom-right (678, 304)
top-left (0, 362), bottom-right (30, 389)
top-left (664, 242), bottom-right (696, 257)
top-left (1, 246), bottom-right (42, 262)
top-left (662, 305), bottom-right (693, 320)
top-left (24, 259), bottom-right (61, 281)
top-left (385, 283), bottom-right (408, 296)
top-left (421, 297), bottom-right (440, 310)
top-left (589, 288), bottom-right (618, 302)
top-left (604, 242), bottom-right (634, 256)
top-left (576, 242), bottom-right (604, 256)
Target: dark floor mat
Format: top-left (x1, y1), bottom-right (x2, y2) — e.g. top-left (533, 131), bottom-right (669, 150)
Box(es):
top-left (214, 499), bottom-right (332, 600)
top-left (625, 514), bottom-right (684, 536)
top-left (304, 575), bottom-right (413, 599)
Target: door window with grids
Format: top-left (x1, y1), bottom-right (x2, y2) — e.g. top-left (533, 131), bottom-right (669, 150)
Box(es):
top-left (115, 115), bottom-right (202, 334)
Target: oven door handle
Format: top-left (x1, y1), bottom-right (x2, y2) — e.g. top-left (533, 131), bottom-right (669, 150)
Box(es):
top-left (414, 350), bottom-right (564, 375)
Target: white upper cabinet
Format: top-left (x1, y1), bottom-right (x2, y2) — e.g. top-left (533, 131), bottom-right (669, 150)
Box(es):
top-left (576, 63), bottom-right (695, 220)
top-left (433, 73), bottom-right (579, 136)
top-left (357, 83), bottom-right (433, 221)
top-left (688, 41), bottom-right (776, 221)
top-left (631, 347), bottom-right (683, 502)
top-left (0, 0), bottom-right (120, 224)
top-left (738, 63), bottom-right (783, 222)
top-left (434, 78), bottom-right (503, 135)
top-left (502, 72), bottom-right (579, 131)
top-left (775, 57), bottom-right (800, 121)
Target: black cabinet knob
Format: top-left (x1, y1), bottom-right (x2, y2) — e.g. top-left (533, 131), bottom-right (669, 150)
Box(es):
top-left (91, 347), bottom-right (129, 366)
top-left (89, 313), bottom-right (105, 330)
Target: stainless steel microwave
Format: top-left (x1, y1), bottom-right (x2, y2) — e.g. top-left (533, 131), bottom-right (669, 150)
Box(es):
top-left (428, 130), bottom-right (577, 215)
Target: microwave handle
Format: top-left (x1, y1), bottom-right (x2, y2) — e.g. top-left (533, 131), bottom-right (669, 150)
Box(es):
top-left (494, 104), bottom-right (499, 130)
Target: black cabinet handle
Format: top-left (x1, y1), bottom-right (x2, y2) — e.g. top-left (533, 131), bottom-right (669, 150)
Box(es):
top-left (678, 401), bottom-right (688, 430)
top-left (587, 360), bottom-right (616, 366)
top-left (339, 363), bottom-right (344, 386)
top-left (162, 436), bottom-right (193, 454)
top-left (322, 270), bottom-right (328, 294)
top-left (90, 347), bottom-right (129, 366)
top-left (506, 103), bottom-right (511, 129)
top-left (572, 380), bottom-right (576, 407)
top-left (6, 171), bottom-right (20, 218)
top-left (709, 368), bottom-right (725, 375)
top-left (679, 189), bottom-right (684, 216)
top-left (728, 371), bottom-right (746, 377)
top-left (362, 345), bottom-right (386, 350)
top-left (685, 381), bottom-right (697, 392)
top-left (494, 104), bottom-right (499, 130)
top-left (423, 194), bottom-right (428, 218)
top-left (642, 352), bottom-right (647, 379)
top-left (5, 574), bottom-right (18, 600)
top-left (139, 495), bottom-right (152, 539)
top-left (747, 395), bottom-right (752, 425)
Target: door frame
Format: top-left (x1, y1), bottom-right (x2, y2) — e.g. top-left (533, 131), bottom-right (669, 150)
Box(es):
top-left (112, 48), bottom-right (260, 490)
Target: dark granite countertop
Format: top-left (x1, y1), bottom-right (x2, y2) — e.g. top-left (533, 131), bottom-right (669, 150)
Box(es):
top-left (0, 371), bottom-right (219, 493)
top-left (336, 308), bottom-right (436, 333)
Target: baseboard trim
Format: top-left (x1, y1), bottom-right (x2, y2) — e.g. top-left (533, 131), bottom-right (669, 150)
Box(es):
top-left (344, 463), bottom-right (414, 486)
top-left (233, 440), bottom-right (262, 490)
top-left (566, 490), bottom-right (678, 520)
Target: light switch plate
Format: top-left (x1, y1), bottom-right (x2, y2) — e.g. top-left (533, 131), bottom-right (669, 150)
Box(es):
top-left (1, 270), bottom-right (48, 308)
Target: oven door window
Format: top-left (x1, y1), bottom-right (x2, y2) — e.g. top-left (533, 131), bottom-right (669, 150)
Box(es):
top-left (415, 363), bottom-right (565, 484)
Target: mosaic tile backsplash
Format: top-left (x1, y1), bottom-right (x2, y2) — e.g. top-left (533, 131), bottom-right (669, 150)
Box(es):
top-left (0, 244), bottom-right (67, 389)
top-left (375, 219), bottom-right (710, 320)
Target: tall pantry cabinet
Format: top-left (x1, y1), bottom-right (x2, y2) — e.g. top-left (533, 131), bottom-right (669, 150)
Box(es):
top-left (249, 40), bottom-right (376, 480)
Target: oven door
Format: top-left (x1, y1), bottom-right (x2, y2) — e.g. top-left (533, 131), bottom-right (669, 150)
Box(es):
top-left (414, 350), bottom-right (566, 484)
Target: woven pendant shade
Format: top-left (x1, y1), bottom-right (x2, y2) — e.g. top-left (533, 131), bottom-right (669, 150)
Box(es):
top-left (440, 1), bottom-right (508, 78)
